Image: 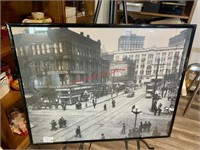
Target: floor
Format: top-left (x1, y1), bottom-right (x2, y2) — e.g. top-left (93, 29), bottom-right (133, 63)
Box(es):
top-left (26, 96), bottom-right (200, 150)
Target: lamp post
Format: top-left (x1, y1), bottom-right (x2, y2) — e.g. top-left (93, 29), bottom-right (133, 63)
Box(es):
top-left (131, 105), bottom-right (142, 127)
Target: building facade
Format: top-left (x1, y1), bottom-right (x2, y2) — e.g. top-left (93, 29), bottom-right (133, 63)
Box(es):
top-left (14, 28), bottom-right (110, 105)
top-left (113, 47), bottom-right (183, 84)
top-left (118, 31), bottom-right (145, 51)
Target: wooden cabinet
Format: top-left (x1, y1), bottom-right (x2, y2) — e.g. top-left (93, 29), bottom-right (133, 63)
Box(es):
top-left (1, 37), bottom-right (30, 149)
top-left (115, 0), bottom-right (197, 24)
top-left (1, 0), bottom-right (95, 25)
top-left (1, 91), bottom-right (30, 149)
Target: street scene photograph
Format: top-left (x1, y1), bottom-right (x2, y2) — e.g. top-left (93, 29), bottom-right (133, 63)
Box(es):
top-left (10, 25), bottom-right (193, 144)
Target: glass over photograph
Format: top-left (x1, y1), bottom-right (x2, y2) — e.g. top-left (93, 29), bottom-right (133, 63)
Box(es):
top-left (7, 24), bottom-right (195, 144)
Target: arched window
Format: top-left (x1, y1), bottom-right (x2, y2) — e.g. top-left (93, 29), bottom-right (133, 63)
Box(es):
top-left (147, 65), bottom-right (152, 70)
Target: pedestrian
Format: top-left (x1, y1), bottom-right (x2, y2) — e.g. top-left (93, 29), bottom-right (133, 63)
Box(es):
top-left (55, 99), bottom-right (59, 109)
top-left (75, 126), bottom-right (81, 138)
top-left (139, 121), bottom-right (143, 133)
top-left (121, 123), bottom-right (126, 134)
top-left (152, 100), bottom-right (157, 112)
top-left (59, 117), bottom-right (66, 128)
top-left (152, 127), bottom-right (159, 136)
top-left (61, 101), bottom-right (66, 111)
top-left (143, 121), bottom-right (148, 132)
top-left (112, 99), bottom-right (116, 108)
top-left (104, 104), bottom-right (107, 111)
top-left (58, 117), bottom-right (63, 128)
top-left (51, 120), bottom-right (57, 131)
top-left (154, 105), bottom-right (158, 116)
top-left (147, 121), bottom-right (151, 133)
top-left (158, 103), bottom-right (162, 116)
top-left (93, 102), bottom-right (96, 109)
top-left (101, 133), bottom-right (105, 140)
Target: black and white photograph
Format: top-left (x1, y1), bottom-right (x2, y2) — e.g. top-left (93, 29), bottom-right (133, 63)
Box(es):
top-left (8, 24), bottom-right (195, 144)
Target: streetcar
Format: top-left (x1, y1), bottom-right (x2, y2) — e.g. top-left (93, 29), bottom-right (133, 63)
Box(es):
top-left (145, 83), bottom-right (154, 98)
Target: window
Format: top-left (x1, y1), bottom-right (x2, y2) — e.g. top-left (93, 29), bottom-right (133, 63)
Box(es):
top-left (41, 44), bottom-right (46, 54)
top-left (146, 71), bottom-right (151, 75)
top-left (53, 43), bottom-right (58, 54)
top-left (148, 54), bottom-right (153, 59)
top-left (46, 44), bottom-right (50, 54)
top-left (59, 42), bottom-right (63, 53)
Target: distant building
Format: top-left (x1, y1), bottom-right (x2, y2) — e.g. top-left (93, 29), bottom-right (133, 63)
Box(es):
top-left (101, 52), bottom-right (114, 62)
top-left (115, 30), bottom-right (189, 84)
top-left (118, 31), bottom-right (145, 51)
top-left (168, 30), bottom-right (187, 47)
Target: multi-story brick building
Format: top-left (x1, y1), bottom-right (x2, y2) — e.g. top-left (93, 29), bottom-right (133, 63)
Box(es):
top-left (113, 47), bottom-right (183, 84)
top-left (13, 28), bottom-right (110, 105)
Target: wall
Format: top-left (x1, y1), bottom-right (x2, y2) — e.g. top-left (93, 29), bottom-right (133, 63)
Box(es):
top-left (191, 0), bottom-right (200, 49)
top-left (95, 0), bottom-right (110, 23)
top-left (189, 0), bottom-right (200, 64)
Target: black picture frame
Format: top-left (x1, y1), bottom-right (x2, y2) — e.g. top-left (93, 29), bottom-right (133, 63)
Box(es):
top-left (7, 23), bottom-right (196, 145)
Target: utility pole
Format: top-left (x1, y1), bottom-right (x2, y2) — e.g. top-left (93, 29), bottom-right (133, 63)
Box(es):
top-left (151, 58), bottom-right (160, 112)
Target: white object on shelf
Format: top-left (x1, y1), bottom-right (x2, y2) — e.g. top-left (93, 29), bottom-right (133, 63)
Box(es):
top-left (31, 12), bottom-right (45, 20)
top-left (65, 7), bottom-right (76, 18)
top-left (0, 72), bottom-right (10, 99)
top-left (119, 2), bottom-right (143, 12)
top-left (66, 16), bottom-right (77, 23)
top-left (22, 18), bottom-right (52, 23)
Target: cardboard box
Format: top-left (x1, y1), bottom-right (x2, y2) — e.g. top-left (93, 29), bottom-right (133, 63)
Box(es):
top-left (65, 7), bottom-right (76, 18)
top-left (0, 72), bottom-right (10, 99)
top-left (66, 16), bottom-right (77, 23)
top-left (119, 2), bottom-right (143, 12)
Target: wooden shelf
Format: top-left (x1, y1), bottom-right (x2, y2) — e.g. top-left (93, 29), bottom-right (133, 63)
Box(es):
top-left (117, 10), bottom-right (189, 19)
top-left (1, 90), bottom-right (22, 110)
top-left (1, 37), bottom-right (12, 58)
top-left (1, 34), bottom-right (30, 149)
top-left (115, 0), bottom-right (196, 24)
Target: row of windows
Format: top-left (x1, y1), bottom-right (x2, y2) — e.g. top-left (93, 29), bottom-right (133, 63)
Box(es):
top-left (16, 42), bottom-right (101, 59)
top-left (137, 69), bottom-right (170, 76)
top-left (25, 60), bottom-right (108, 73)
top-left (120, 45), bottom-right (143, 49)
top-left (16, 42), bottom-right (64, 56)
top-left (71, 42), bottom-right (100, 58)
top-left (115, 51), bottom-right (181, 60)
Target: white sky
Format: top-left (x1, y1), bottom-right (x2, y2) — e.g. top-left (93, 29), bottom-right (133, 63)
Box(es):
top-left (11, 26), bottom-right (185, 52)
top-left (70, 27), bottom-right (185, 52)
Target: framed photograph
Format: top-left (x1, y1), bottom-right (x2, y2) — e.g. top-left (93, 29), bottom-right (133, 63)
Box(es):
top-left (7, 24), bottom-right (196, 144)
